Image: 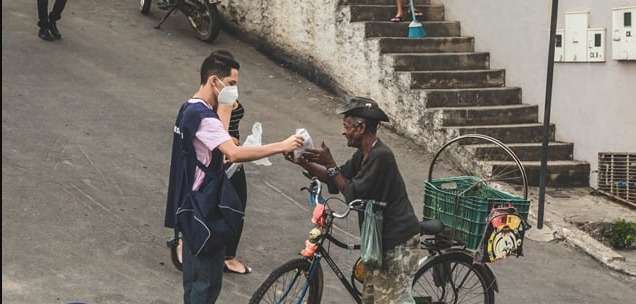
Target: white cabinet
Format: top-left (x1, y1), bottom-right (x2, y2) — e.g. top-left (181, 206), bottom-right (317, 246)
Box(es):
top-left (564, 12), bottom-right (590, 62)
top-left (587, 28), bottom-right (606, 62)
top-left (612, 6), bottom-right (636, 60)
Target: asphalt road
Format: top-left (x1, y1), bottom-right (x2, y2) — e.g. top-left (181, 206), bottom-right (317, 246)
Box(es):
top-left (2, 1), bottom-right (635, 303)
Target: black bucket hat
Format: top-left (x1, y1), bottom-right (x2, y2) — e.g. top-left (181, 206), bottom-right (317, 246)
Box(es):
top-left (336, 96), bottom-right (389, 122)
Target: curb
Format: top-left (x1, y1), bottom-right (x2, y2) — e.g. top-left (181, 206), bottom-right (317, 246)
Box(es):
top-left (528, 209), bottom-right (636, 277)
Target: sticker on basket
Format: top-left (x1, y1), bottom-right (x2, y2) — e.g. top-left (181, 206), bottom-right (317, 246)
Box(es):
top-left (439, 182), bottom-right (458, 190)
top-left (475, 206), bottom-right (530, 264)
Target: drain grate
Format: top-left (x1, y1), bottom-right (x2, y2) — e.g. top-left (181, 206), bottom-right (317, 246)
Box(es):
top-left (598, 152), bottom-right (636, 206)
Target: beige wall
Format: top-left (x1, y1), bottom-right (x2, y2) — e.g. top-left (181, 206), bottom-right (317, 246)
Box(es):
top-left (441, 0), bottom-right (636, 186)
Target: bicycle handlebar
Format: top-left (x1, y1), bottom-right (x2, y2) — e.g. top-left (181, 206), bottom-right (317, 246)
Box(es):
top-left (331, 199), bottom-right (365, 219)
top-left (305, 178), bottom-right (379, 219)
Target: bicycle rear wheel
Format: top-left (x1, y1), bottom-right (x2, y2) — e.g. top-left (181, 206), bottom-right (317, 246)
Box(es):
top-left (428, 134), bottom-right (528, 199)
top-left (412, 252), bottom-right (494, 304)
top-left (249, 258), bottom-right (323, 304)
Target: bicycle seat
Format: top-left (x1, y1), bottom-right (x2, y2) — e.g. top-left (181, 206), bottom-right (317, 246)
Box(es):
top-left (420, 219), bottom-right (444, 235)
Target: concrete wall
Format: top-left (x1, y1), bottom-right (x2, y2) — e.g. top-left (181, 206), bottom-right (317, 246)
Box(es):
top-left (220, 0), bottom-right (370, 95)
top-left (219, 0), bottom-right (430, 143)
top-left (441, 0), bottom-right (636, 186)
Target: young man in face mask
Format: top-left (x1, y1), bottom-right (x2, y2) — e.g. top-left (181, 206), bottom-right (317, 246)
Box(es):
top-left (286, 96), bottom-right (422, 304)
top-left (165, 50), bottom-right (303, 304)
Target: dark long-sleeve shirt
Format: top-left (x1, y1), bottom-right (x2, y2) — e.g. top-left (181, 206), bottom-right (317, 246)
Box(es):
top-left (337, 139), bottom-right (420, 251)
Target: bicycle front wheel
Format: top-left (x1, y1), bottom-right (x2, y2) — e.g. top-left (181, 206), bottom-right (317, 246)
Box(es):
top-left (249, 258), bottom-right (323, 304)
top-left (413, 252), bottom-right (494, 304)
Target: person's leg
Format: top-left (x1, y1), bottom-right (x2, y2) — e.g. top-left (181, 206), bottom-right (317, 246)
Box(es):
top-left (361, 265), bottom-right (379, 304)
top-left (225, 165), bottom-right (250, 273)
top-left (395, 0), bottom-right (405, 17)
top-left (182, 239), bottom-right (195, 304)
top-left (48, 0), bottom-right (67, 22)
top-left (48, 0), bottom-right (67, 39)
top-left (390, 0), bottom-right (406, 22)
top-left (37, 0), bottom-right (50, 28)
top-left (36, 0), bottom-right (55, 40)
top-left (371, 236), bottom-right (422, 304)
top-left (188, 247), bottom-right (226, 303)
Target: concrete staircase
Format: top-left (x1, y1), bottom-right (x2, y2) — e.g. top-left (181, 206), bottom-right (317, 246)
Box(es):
top-left (346, 0), bottom-right (590, 187)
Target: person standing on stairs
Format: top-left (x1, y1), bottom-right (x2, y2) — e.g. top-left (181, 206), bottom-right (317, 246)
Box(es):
top-left (390, 0), bottom-right (423, 22)
top-left (36, 0), bottom-right (67, 41)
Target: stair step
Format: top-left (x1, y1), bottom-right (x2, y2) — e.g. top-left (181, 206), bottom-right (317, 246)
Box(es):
top-left (425, 104), bottom-right (538, 126)
top-left (365, 21), bottom-right (461, 38)
top-left (485, 160), bottom-right (590, 187)
top-left (350, 5), bottom-right (445, 22)
top-left (408, 69), bottom-right (505, 89)
top-left (347, 0), bottom-right (431, 5)
top-left (467, 142), bottom-right (574, 161)
top-left (389, 52), bottom-right (489, 71)
top-left (424, 87), bottom-right (522, 107)
top-left (445, 123), bottom-right (555, 144)
top-left (378, 37), bottom-right (474, 53)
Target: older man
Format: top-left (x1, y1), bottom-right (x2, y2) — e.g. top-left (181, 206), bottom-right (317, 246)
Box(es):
top-left (286, 96), bottom-right (422, 304)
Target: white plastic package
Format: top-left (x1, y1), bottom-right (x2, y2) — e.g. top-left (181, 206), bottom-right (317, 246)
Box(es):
top-left (242, 122), bottom-right (272, 166)
top-left (293, 128), bottom-right (315, 160)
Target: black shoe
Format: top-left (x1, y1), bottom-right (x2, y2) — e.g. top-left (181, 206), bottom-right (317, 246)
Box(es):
top-left (38, 28), bottom-right (55, 41)
top-left (49, 22), bottom-right (61, 40)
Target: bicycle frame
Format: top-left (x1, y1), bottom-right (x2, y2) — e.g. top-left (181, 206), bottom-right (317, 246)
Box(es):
top-left (304, 213), bottom-right (364, 304)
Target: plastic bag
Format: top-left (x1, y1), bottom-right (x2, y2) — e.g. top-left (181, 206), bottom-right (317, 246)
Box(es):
top-left (293, 128), bottom-right (314, 160)
top-left (242, 122), bottom-right (272, 166)
top-left (360, 200), bottom-right (383, 268)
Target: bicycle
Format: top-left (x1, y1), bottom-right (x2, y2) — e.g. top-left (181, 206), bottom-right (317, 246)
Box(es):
top-left (249, 177), bottom-right (497, 304)
top-left (139, 0), bottom-right (223, 43)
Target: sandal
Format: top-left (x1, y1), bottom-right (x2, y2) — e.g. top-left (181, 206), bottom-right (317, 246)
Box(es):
top-left (390, 16), bottom-right (403, 22)
top-left (224, 261), bottom-right (252, 275)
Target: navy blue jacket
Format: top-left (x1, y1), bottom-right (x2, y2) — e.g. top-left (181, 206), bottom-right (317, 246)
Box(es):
top-left (164, 100), bottom-right (244, 255)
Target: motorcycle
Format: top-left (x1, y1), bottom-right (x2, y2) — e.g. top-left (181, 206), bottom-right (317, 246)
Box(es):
top-left (139, 0), bottom-right (223, 43)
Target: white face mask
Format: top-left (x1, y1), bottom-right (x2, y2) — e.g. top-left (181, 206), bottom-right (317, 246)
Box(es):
top-left (214, 79), bottom-right (239, 105)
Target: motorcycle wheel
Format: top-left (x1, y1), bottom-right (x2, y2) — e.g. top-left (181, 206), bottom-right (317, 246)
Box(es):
top-left (186, 4), bottom-right (222, 43)
top-left (140, 0), bottom-right (152, 15)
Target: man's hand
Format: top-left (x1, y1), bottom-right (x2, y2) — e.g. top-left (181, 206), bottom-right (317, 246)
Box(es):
top-left (303, 142), bottom-right (337, 168)
top-left (284, 152), bottom-right (309, 167)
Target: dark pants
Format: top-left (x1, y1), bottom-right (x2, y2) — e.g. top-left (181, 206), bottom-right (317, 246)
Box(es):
top-left (225, 164), bottom-right (247, 258)
top-left (183, 239), bottom-right (226, 304)
top-left (37, 0), bottom-right (67, 28)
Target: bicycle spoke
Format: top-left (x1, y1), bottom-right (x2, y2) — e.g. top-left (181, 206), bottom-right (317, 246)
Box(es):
top-left (414, 258), bottom-right (489, 304)
top-left (489, 167), bottom-right (520, 181)
top-left (263, 269), bottom-right (308, 304)
top-left (451, 264), bottom-right (486, 304)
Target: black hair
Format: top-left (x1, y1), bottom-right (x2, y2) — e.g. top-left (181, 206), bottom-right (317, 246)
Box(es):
top-left (346, 115), bottom-right (379, 135)
top-left (199, 50), bottom-right (240, 85)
